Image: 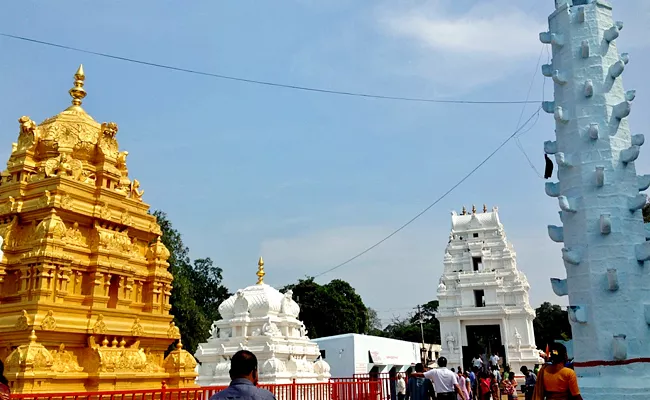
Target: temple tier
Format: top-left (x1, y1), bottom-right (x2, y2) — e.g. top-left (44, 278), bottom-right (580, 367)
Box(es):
top-left (0, 66), bottom-right (196, 393)
top-left (543, 1), bottom-right (650, 398)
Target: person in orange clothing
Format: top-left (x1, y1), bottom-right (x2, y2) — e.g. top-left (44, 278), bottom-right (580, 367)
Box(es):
top-left (532, 342), bottom-right (582, 400)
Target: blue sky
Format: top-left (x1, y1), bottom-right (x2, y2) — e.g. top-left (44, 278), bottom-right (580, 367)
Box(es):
top-left (1, 0), bottom-right (649, 327)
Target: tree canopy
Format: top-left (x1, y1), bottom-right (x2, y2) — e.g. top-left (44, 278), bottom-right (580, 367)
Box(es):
top-left (383, 300), bottom-right (440, 345)
top-left (281, 278), bottom-right (368, 338)
top-left (155, 210), bottom-right (231, 354)
top-left (533, 302), bottom-right (572, 350)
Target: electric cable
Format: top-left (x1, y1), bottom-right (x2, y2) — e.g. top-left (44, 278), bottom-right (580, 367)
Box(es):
top-left (311, 106), bottom-right (542, 280)
top-left (0, 32), bottom-right (543, 106)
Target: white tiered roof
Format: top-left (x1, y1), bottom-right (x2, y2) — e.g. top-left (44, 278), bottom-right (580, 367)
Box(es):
top-left (195, 258), bottom-right (330, 386)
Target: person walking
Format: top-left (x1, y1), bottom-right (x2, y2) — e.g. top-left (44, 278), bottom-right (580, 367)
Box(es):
top-left (410, 357), bottom-right (464, 400)
top-left (406, 364), bottom-right (435, 400)
top-left (0, 361), bottom-right (9, 400)
top-left (471, 355), bottom-right (483, 372)
top-left (468, 367), bottom-right (477, 400)
top-left (478, 371), bottom-right (492, 400)
top-left (209, 350), bottom-right (276, 400)
top-left (532, 342), bottom-right (582, 400)
top-left (503, 374), bottom-right (518, 400)
top-left (397, 373), bottom-right (407, 400)
top-left (457, 370), bottom-right (469, 400)
top-left (520, 366), bottom-right (537, 400)
top-left (489, 353), bottom-right (499, 370)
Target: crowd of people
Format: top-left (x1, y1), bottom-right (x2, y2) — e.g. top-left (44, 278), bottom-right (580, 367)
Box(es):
top-left (394, 342), bottom-right (580, 400)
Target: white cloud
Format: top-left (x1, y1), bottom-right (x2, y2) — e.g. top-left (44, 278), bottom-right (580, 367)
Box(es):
top-left (375, 1), bottom-right (546, 91)
top-left (381, 4), bottom-right (542, 58)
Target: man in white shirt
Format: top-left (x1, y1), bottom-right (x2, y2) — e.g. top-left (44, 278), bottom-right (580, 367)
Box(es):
top-left (410, 357), bottom-right (463, 400)
top-left (471, 355), bottom-right (483, 371)
top-left (489, 353), bottom-right (500, 369)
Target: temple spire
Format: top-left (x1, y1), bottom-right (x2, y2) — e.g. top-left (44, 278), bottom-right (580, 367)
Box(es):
top-left (256, 257), bottom-right (265, 285)
top-left (68, 64), bottom-right (87, 109)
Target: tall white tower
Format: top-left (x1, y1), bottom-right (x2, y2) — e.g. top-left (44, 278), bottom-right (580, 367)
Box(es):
top-left (436, 206), bottom-right (541, 375)
top-left (542, 1), bottom-right (650, 397)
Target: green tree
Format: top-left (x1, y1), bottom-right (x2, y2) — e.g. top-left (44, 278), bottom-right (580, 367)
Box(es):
top-left (281, 278), bottom-right (368, 338)
top-left (533, 302), bottom-right (572, 350)
top-left (383, 301), bottom-right (440, 345)
top-left (366, 308), bottom-right (384, 336)
top-left (643, 201), bottom-right (650, 222)
top-left (154, 211), bottom-right (230, 354)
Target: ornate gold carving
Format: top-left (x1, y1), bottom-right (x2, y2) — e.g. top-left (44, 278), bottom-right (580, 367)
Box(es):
top-left (40, 310), bottom-right (57, 331)
top-left (99, 122), bottom-right (119, 159)
top-left (92, 314), bottom-right (106, 334)
top-left (147, 238), bottom-right (171, 262)
top-left (65, 222), bottom-right (86, 246)
top-left (4, 330), bottom-right (54, 373)
top-left (44, 153), bottom-right (82, 178)
top-left (121, 210), bottom-right (133, 226)
top-left (167, 322), bottom-right (181, 338)
top-left (129, 179), bottom-right (144, 201)
top-left (99, 203), bottom-right (111, 220)
top-left (0, 216), bottom-right (19, 249)
top-left (0, 197), bottom-right (16, 216)
top-left (15, 310), bottom-right (30, 330)
top-left (16, 116), bottom-right (39, 152)
top-left (51, 343), bottom-right (83, 373)
top-left (163, 339), bottom-right (197, 372)
top-left (60, 193), bottom-right (74, 210)
top-left (32, 211), bottom-right (67, 242)
top-left (37, 190), bottom-right (52, 209)
top-left (131, 317), bottom-right (144, 336)
top-left (86, 336), bottom-right (148, 373)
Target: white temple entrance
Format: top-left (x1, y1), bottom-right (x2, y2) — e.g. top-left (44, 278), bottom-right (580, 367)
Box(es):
top-left (463, 324), bottom-right (503, 370)
top-left (436, 206), bottom-right (542, 376)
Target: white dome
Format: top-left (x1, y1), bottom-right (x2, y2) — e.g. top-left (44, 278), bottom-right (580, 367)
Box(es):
top-left (262, 356), bottom-right (286, 375)
top-left (218, 284), bottom-right (287, 318)
top-left (314, 359), bottom-right (331, 376)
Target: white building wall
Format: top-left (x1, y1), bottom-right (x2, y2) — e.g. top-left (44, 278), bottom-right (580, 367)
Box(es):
top-left (314, 334), bottom-right (440, 378)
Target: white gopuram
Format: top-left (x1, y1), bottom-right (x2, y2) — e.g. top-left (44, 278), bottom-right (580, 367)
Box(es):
top-left (436, 205), bottom-right (542, 375)
top-left (541, 1), bottom-right (650, 398)
top-left (195, 258), bottom-right (330, 386)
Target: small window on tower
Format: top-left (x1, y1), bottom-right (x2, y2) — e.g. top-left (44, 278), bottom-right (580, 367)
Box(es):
top-left (473, 233), bottom-right (479, 238)
top-left (320, 350), bottom-right (326, 359)
top-left (472, 257), bottom-right (483, 271)
top-left (474, 290), bottom-right (485, 307)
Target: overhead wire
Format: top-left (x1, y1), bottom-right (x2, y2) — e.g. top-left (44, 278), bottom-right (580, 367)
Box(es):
top-left (0, 32), bottom-right (543, 106)
top-left (513, 45), bottom-right (546, 178)
top-left (312, 106), bottom-right (542, 280)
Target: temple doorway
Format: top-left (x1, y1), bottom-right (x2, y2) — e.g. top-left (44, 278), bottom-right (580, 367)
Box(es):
top-left (464, 325), bottom-right (504, 369)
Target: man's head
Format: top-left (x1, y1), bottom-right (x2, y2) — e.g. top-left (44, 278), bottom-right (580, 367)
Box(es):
top-left (520, 366), bottom-right (529, 375)
top-left (414, 363), bottom-right (425, 373)
top-left (437, 357), bottom-right (448, 368)
top-left (229, 350), bottom-right (259, 384)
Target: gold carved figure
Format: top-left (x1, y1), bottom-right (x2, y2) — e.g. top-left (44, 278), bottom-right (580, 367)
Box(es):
top-left (41, 310), bottom-right (57, 331)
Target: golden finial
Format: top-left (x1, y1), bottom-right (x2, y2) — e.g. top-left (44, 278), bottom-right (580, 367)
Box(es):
top-left (256, 257), bottom-right (265, 285)
top-left (461, 206), bottom-right (467, 215)
top-left (29, 329), bottom-right (37, 343)
top-left (472, 205), bottom-right (477, 214)
top-left (483, 204), bottom-right (488, 213)
top-left (176, 338), bottom-right (183, 350)
top-left (68, 64), bottom-right (87, 108)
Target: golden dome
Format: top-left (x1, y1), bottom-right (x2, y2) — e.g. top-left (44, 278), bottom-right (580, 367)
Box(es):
top-left (35, 65), bottom-right (102, 162)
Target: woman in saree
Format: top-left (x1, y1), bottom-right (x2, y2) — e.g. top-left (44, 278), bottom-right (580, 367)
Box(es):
top-left (532, 342), bottom-right (582, 400)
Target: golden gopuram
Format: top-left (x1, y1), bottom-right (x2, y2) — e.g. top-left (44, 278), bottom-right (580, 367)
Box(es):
top-left (0, 66), bottom-right (197, 393)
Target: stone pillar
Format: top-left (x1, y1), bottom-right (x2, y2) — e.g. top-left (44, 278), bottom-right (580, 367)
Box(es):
top-left (542, 1), bottom-right (650, 397)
